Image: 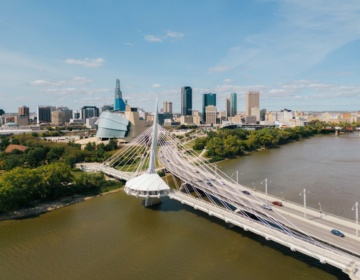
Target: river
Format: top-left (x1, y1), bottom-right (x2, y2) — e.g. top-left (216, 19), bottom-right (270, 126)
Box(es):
top-left (0, 133), bottom-right (359, 280)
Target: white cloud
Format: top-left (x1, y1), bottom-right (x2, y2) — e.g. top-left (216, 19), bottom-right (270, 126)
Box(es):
top-left (29, 77), bottom-right (93, 87)
top-left (208, 66), bottom-right (231, 72)
top-left (144, 31), bottom-right (184, 43)
top-left (165, 31), bottom-right (184, 39)
top-left (152, 84), bottom-right (161, 88)
top-left (30, 80), bottom-right (55, 86)
top-left (65, 57), bottom-right (105, 68)
top-left (144, 35), bottom-right (162, 42)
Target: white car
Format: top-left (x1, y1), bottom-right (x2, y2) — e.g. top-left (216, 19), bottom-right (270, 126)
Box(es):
top-left (262, 204), bottom-right (272, 211)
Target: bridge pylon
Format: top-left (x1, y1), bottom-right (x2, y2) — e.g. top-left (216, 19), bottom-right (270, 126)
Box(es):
top-left (124, 100), bottom-right (170, 206)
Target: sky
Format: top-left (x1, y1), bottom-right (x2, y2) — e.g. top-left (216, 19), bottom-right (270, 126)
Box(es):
top-left (0, 0), bottom-right (360, 114)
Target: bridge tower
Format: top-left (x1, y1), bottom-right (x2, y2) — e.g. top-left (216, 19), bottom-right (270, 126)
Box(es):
top-left (124, 101), bottom-right (170, 206)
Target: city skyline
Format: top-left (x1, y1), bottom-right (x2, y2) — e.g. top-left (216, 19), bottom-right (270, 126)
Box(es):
top-left (0, 1), bottom-right (360, 113)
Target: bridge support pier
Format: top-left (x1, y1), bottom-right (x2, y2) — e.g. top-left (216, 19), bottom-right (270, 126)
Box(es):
top-left (144, 197), bottom-right (162, 207)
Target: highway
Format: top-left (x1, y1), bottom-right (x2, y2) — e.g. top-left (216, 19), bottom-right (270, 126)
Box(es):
top-left (158, 145), bottom-right (360, 258)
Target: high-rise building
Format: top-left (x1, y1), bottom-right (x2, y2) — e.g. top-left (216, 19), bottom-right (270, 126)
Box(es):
top-left (202, 93), bottom-right (216, 122)
top-left (37, 106), bottom-right (56, 124)
top-left (81, 106), bottom-right (99, 121)
top-left (114, 79), bottom-right (126, 111)
top-left (163, 101), bottom-right (173, 114)
top-left (73, 111), bottom-right (80, 120)
top-left (18, 106), bottom-right (30, 118)
top-left (181, 86), bottom-right (192, 116)
top-left (57, 106), bottom-right (73, 123)
top-left (205, 105), bottom-right (217, 125)
top-left (225, 98), bottom-right (231, 118)
top-left (230, 93), bottom-right (237, 117)
top-left (52, 111), bottom-right (66, 126)
top-left (246, 91), bottom-right (260, 116)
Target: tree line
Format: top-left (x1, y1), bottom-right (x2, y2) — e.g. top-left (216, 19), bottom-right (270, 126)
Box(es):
top-left (192, 121), bottom-right (356, 160)
top-left (0, 134), bottom-right (123, 212)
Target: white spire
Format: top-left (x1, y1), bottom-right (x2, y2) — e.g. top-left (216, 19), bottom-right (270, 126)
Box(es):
top-left (148, 99), bottom-right (158, 173)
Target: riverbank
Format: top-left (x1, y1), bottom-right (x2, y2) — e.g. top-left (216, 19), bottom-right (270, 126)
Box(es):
top-left (0, 188), bottom-right (123, 221)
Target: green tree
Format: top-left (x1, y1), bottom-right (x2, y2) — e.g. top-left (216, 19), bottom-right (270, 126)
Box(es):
top-left (26, 147), bottom-right (49, 167)
top-left (105, 138), bottom-right (118, 151)
top-left (36, 163), bottom-right (73, 200)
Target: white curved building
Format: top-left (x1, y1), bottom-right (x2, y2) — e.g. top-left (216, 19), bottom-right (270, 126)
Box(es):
top-left (96, 111), bottom-right (129, 139)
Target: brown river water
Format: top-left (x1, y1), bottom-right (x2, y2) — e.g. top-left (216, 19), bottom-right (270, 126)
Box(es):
top-left (0, 133), bottom-right (359, 280)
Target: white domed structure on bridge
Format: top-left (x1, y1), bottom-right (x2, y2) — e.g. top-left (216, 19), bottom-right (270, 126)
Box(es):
top-left (124, 173), bottom-right (170, 198)
top-left (124, 101), bottom-right (170, 206)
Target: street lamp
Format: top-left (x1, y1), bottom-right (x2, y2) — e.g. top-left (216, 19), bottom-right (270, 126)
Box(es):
top-left (261, 178), bottom-right (270, 203)
top-left (299, 188), bottom-right (309, 218)
top-left (352, 202), bottom-right (358, 237)
top-left (280, 192), bottom-right (284, 201)
top-left (231, 170), bottom-right (242, 184)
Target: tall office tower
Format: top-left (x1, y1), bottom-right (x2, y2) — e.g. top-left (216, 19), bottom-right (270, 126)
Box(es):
top-left (114, 79), bottom-right (126, 111)
top-left (37, 106), bottom-right (55, 124)
top-left (73, 110), bottom-right (80, 119)
top-left (163, 101), bottom-right (173, 114)
top-left (260, 109), bottom-right (267, 121)
top-left (18, 106), bottom-right (30, 118)
top-left (225, 98), bottom-right (231, 118)
top-left (81, 106), bottom-right (99, 121)
top-left (246, 91), bottom-right (260, 116)
top-left (181, 86), bottom-right (192, 116)
top-left (230, 93), bottom-right (237, 117)
top-left (202, 93), bottom-right (216, 122)
top-left (205, 105), bottom-right (217, 124)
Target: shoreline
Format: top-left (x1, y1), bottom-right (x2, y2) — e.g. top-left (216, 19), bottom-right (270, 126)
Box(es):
top-left (0, 188), bottom-right (123, 222)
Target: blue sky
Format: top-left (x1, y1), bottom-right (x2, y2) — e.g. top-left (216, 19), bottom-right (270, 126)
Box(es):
top-left (1, 0), bottom-right (360, 114)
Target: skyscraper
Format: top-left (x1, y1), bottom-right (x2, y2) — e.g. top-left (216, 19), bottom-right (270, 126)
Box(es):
top-left (225, 98), bottom-right (231, 118)
top-left (181, 86), bottom-right (192, 116)
top-left (81, 106), bottom-right (99, 121)
top-left (163, 101), bottom-right (172, 114)
top-left (37, 106), bottom-right (55, 124)
top-left (114, 79), bottom-right (126, 111)
top-left (246, 91), bottom-right (260, 116)
top-left (18, 106), bottom-right (30, 118)
top-left (230, 93), bottom-right (237, 117)
top-left (202, 93), bottom-right (216, 122)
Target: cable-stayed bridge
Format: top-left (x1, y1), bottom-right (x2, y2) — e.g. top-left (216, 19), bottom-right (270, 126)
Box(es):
top-left (92, 122), bottom-right (360, 279)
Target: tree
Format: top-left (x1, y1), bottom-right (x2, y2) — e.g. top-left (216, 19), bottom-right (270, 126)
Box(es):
top-left (36, 163), bottom-right (73, 199)
top-left (0, 137), bottom-right (10, 150)
top-left (0, 167), bottom-right (41, 211)
top-left (25, 147), bottom-right (49, 167)
top-left (84, 142), bottom-right (96, 151)
top-left (3, 154), bottom-right (23, 170)
top-left (105, 138), bottom-right (118, 151)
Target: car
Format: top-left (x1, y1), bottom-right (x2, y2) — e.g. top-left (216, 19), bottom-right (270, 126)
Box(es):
top-left (331, 229), bottom-right (345, 237)
top-left (262, 204), bottom-right (272, 210)
top-left (242, 190), bottom-right (251, 195)
top-left (272, 201), bottom-right (283, 207)
top-left (205, 180), bottom-right (213, 187)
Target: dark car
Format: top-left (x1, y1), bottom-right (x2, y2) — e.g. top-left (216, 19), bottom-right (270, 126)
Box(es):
top-left (331, 229), bottom-right (345, 237)
top-left (242, 190), bottom-right (251, 195)
top-left (272, 201), bottom-right (283, 207)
